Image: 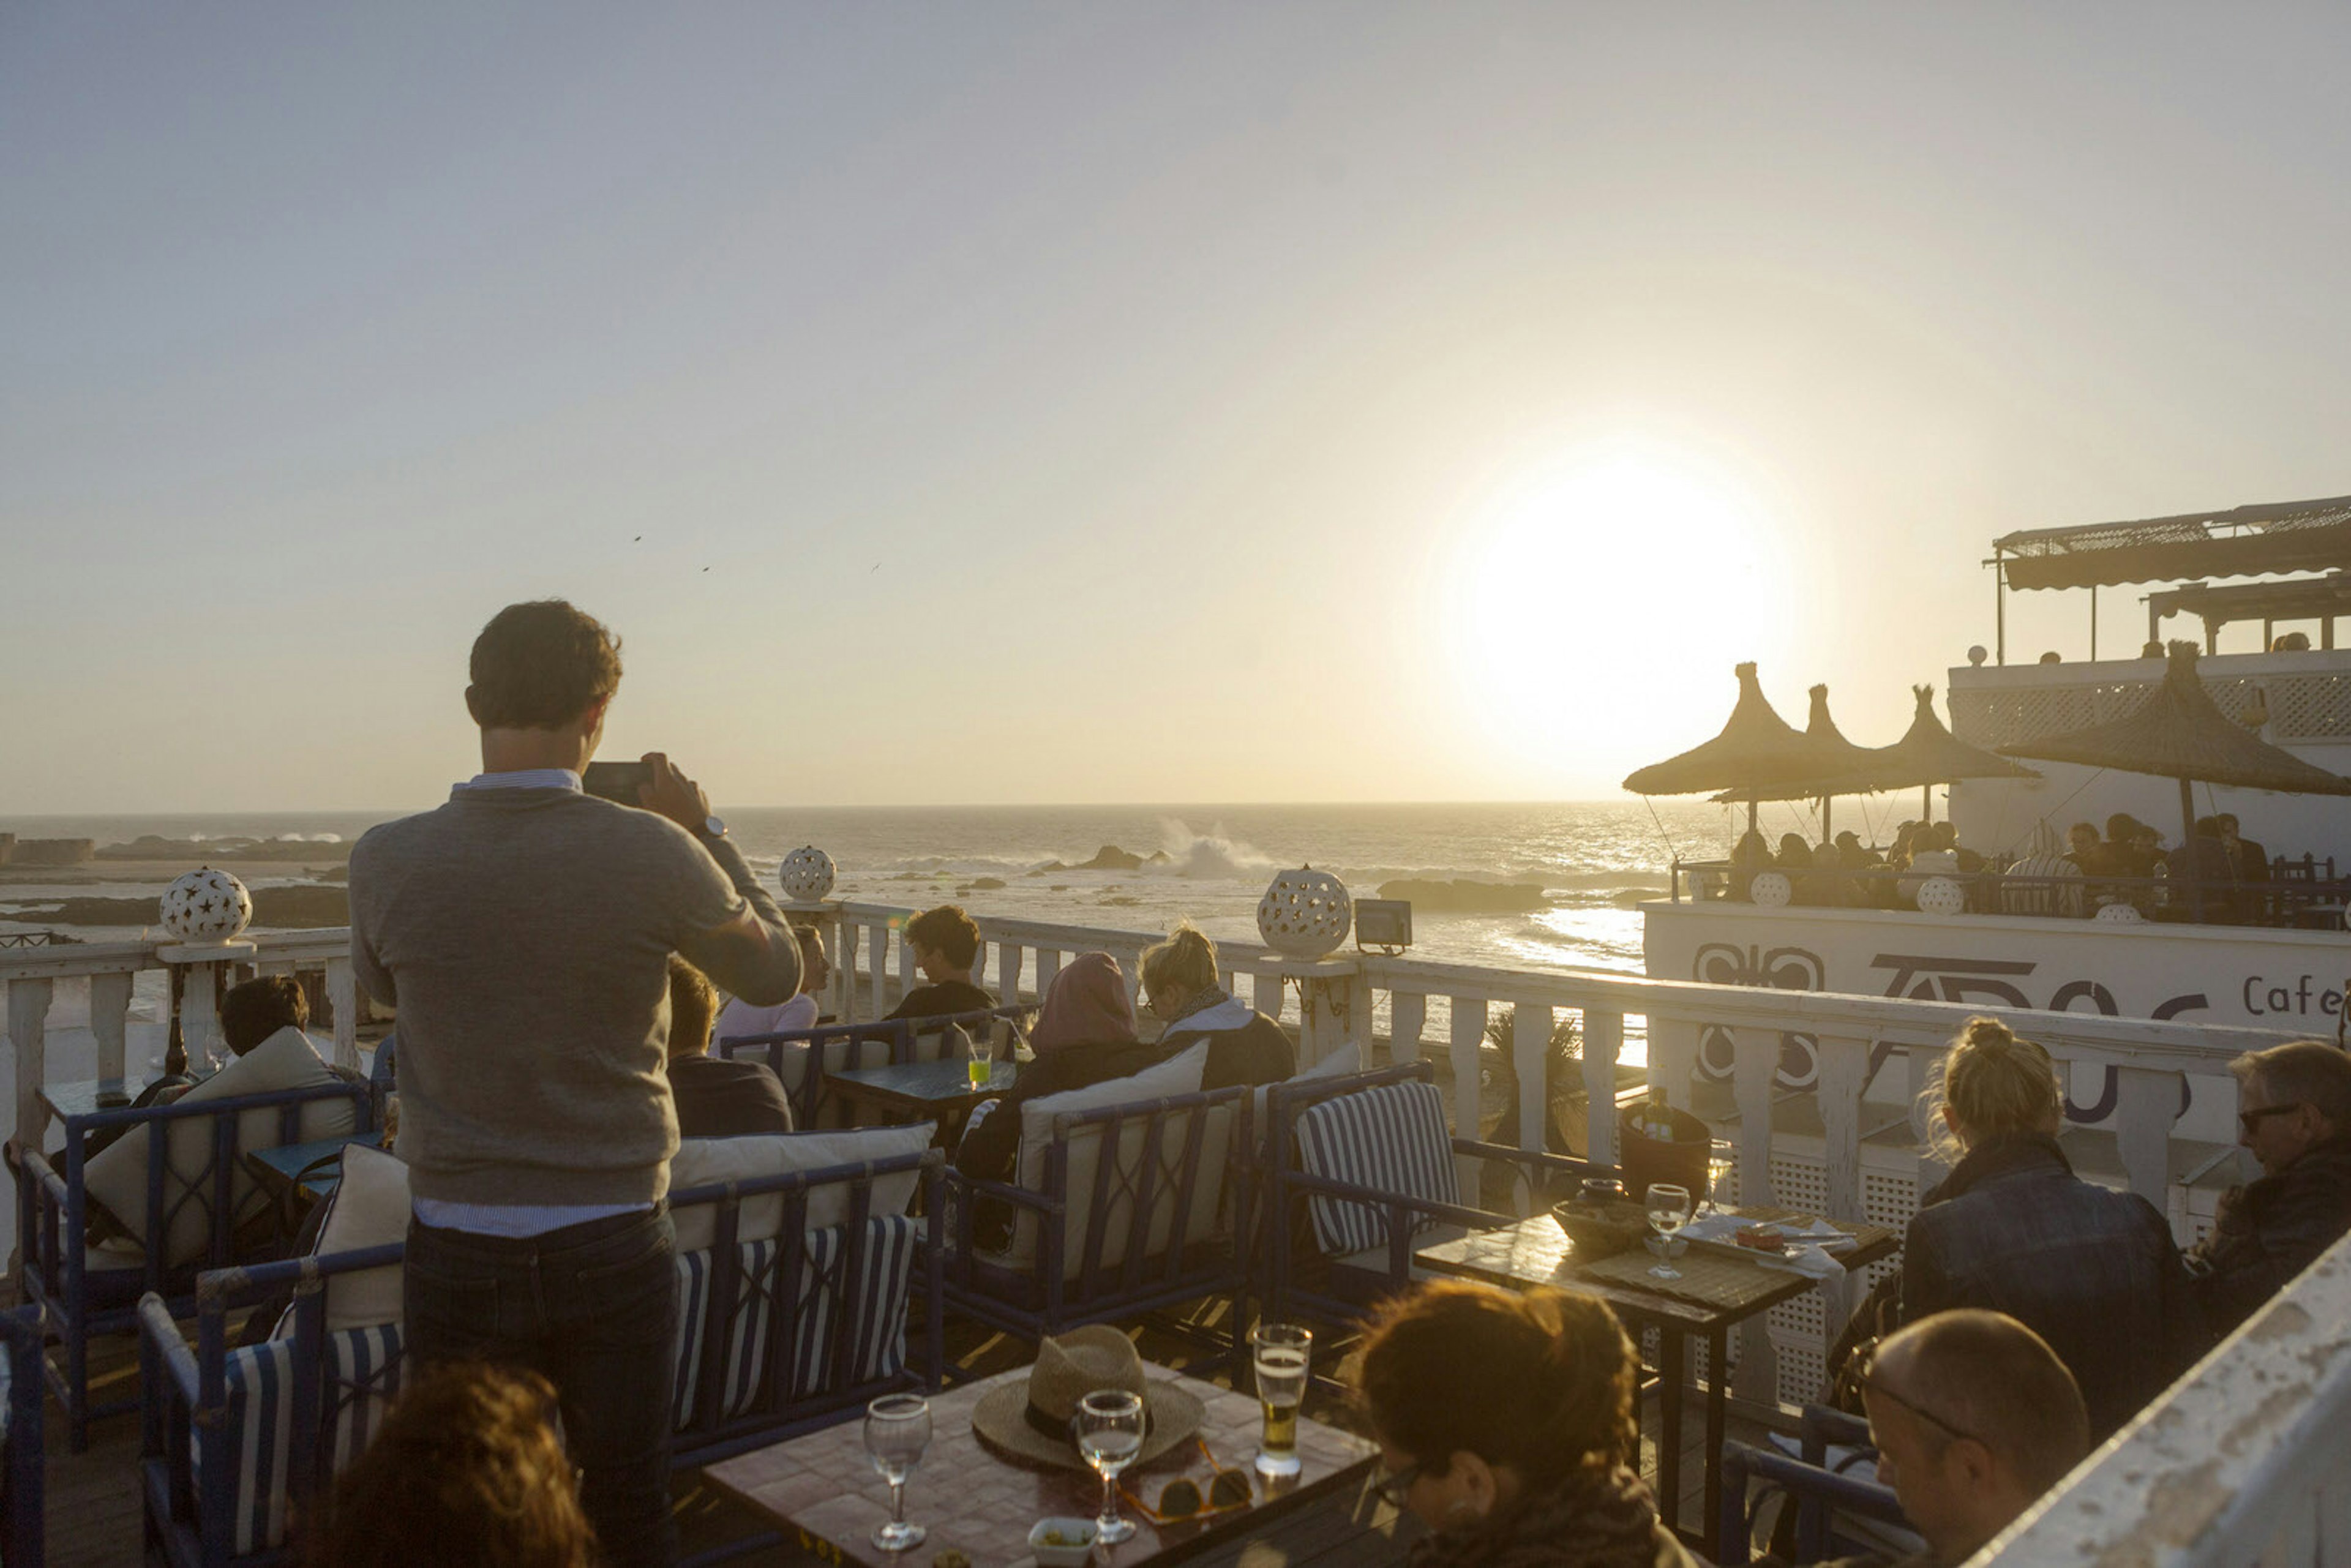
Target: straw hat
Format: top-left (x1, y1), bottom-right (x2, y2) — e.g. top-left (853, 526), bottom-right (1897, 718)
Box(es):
top-left (970, 1326), bottom-right (1205, 1471)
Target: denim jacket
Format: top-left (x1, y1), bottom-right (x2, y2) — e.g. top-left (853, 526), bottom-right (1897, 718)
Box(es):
top-left (1901, 1132), bottom-right (2202, 1439)
top-left (2185, 1133), bottom-right (2351, 1340)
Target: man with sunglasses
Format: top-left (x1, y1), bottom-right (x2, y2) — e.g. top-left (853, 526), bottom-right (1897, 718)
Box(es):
top-left (1847, 1311), bottom-right (2090, 1567)
top-left (2186, 1039), bottom-right (2351, 1339)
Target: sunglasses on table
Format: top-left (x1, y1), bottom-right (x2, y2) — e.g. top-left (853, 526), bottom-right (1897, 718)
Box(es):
top-left (1851, 1342), bottom-right (1989, 1450)
top-left (2239, 1103), bottom-right (2304, 1136)
top-left (1120, 1439), bottom-right (1253, 1523)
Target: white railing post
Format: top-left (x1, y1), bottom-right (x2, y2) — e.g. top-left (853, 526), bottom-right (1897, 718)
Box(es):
top-left (1814, 1033), bottom-right (1871, 1225)
top-left (1390, 991), bottom-right (1428, 1070)
top-left (2115, 1065), bottom-right (2186, 1208)
top-left (1511, 999), bottom-right (1553, 1157)
top-left (997, 942), bottom-right (1024, 1008)
top-left (1035, 948), bottom-right (1062, 1008)
top-left (1251, 970), bottom-right (1284, 1024)
top-left (864, 920), bottom-right (892, 1018)
top-left (1650, 1015), bottom-right (1701, 1109)
top-left (833, 921), bottom-right (858, 1021)
top-left (324, 955), bottom-right (360, 1071)
top-left (1449, 996), bottom-right (1488, 1196)
top-left (1582, 1008), bottom-right (1623, 1169)
top-left (1730, 1030), bottom-right (1783, 1401)
top-left (897, 932), bottom-right (917, 1003)
top-left (89, 970), bottom-right (133, 1082)
top-left (8, 977), bottom-right (53, 1153)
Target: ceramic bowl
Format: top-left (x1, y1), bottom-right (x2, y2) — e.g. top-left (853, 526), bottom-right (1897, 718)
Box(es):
top-left (1029, 1517), bottom-right (1099, 1566)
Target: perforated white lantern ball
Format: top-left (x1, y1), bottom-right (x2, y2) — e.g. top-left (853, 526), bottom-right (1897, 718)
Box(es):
top-left (779, 846), bottom-right (836, 902)
top-left (1257, 866), bottom-right (1352, 959)
top-left (160, 867), bottom-right (253, 942)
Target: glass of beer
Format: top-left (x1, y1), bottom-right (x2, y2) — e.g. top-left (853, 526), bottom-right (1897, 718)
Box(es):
top-left (1251, 1323), bottom-right (1311, 1477)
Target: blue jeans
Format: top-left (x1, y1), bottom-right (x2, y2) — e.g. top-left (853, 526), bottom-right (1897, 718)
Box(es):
top-left (405, 1206), bottom-right (678, 1568)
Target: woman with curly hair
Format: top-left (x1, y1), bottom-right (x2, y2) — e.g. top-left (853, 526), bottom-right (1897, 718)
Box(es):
top-left (303, 1363), bottom-right (597, 1568)
top-left (1356, 1280), bottom-right (1697, 1568)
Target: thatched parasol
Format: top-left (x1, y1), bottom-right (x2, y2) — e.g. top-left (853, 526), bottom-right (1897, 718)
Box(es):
top-left (1998, 642), bottom-right (2351, 895)
top-left (1867, 685), bottom-right (2039, 822)
top-left (1708, 685), bottom-right (1889, 836)
top-left (1624, 664), bottom-right (1822, 833)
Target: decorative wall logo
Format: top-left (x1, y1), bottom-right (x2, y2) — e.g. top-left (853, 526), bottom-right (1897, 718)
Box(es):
top-left (1692, 942), bottom-right (1823, 1087)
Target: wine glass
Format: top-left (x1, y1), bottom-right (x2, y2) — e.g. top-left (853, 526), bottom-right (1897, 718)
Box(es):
top-left (1074, 1389), bottom-right (1146, 1545)
top-left (864, 1393), bottom-right (932, 1552)
top-left (1645, 1183), bottom-right (1693, 1280)
top-left (1705, 1141), bottom-right (1736, 1214)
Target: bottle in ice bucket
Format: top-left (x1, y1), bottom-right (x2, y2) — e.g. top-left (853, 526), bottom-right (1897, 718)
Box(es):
top-left (1251, 1323), bottom-right (1311, 1477)
top-left (1637, 1087), bottom-right (1676, 1141)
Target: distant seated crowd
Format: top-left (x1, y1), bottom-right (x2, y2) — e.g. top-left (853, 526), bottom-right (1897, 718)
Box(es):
top-left (1717, 808), bottom-right (2321, 924)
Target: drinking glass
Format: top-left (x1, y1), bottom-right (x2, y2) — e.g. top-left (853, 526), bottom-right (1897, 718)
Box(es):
top-left (1645, 1183), bottom-right (1693, 1280)
top-left (965, 1027), bottom-right (992, 1091)
top-left (863, 1393), bottom-right (932, 1552)
top-left (1250, 1322), bottom-right (1312, 1477)
top-left (1075, 1389), bottom-right (1146, 1545)
top-left (1706, 1141), bottom-right (1736, 1213)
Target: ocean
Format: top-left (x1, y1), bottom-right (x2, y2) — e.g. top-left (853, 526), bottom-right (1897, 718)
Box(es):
top-left (1, 799), bottom-right (1749, 978)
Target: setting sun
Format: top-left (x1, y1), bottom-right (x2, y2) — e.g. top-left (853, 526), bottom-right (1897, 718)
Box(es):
top-left (1445, 443), bottom-right (1793, 775)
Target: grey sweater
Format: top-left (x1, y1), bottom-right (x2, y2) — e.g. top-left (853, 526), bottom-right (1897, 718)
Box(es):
top-left (350, 787), bottom-right (800, 1206)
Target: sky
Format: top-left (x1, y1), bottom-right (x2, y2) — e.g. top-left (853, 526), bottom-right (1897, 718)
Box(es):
top-left (5, 4), bottom-right (2349, 814)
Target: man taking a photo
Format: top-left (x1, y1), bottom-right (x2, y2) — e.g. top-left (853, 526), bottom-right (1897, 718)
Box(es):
top-left (350, 599), bottom-right (801, 1566)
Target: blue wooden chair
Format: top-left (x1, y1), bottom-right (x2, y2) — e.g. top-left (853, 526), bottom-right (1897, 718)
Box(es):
top-left (1718, 1410), bottom-right (1912, 1566)
top-left (1261, 1062), bottom-right (1605, 1368)
top-left (2, 1302), bottom-right (44, 1568)
top-left (942, 1085), bottom-right (1253, 1374)
top-left (137, 1150), bottom-right (944, 1568)
top-left (12, 1076), bottom-right (375, 1449)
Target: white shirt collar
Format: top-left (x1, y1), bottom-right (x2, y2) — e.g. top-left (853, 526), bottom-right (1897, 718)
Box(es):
top-left (457, 768), bottom-right (583, 793)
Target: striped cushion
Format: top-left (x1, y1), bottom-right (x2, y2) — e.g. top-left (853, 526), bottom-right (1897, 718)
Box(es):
top-left (1292, 1080), bottom-right (1458, 1256)
top-left (708, 1217), bottom-right (920, 1422)
top-left (325, 1323), bottom-right (405, 1473)
top-left (672, 1248), bottom-right (713, 1428)
top-left (198, 1339), bottom-right (298, 1558)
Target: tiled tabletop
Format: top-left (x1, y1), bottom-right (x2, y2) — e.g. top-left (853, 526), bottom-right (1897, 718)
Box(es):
top-left (705, 1363), bottom-right (1377, 1567)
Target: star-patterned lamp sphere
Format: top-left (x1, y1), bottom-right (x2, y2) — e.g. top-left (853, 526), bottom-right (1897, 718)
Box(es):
top-left (159, 866), bottom-right (253, 943)
top-left (779, 846), bottom-right (836, 903)
top-left (1257, 866), bottom-right (1352, 960)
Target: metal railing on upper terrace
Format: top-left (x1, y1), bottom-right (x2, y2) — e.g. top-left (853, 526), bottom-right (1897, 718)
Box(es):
top-left (1667, 857), bottom-right (2350, 929)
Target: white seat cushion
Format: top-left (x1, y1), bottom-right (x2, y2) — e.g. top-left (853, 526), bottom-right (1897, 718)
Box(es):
top-left (313, 1142), bottom-right (410, 1332)
top-left (1006, 1041), bottom-right (1215, 1273)
top-left (669, 1122), bottom-right (934, 1253)
top-left (84, 1026), bottom-right (356, 1268)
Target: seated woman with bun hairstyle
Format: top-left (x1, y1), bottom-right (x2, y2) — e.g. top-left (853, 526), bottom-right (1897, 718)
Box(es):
top-left (1357, 1280), bottom-right (1697, 1568)
top-left (1139, 921), bottom-right (1294, 1090)
top-left (1899, 1016), bottom-right (2201, 1439)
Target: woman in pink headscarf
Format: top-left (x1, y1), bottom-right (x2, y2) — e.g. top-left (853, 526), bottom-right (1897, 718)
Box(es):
top-left (953, 951), bottom-right (1160, 1187)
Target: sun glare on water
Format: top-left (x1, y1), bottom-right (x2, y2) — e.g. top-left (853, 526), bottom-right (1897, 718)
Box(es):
top-left (1446, 445), bottom-right (1793, 777)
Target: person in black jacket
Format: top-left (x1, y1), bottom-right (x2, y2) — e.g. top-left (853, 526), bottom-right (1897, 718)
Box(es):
top-left (885, 904), bottom-right (998, 1021)
top-left (1898, 1017), bottom-right (2201, 1440)
top-left (664, 957), bottom-right (795, 1138)
top-left (1139, 921), bottom-right (1294, 1090)
top-left (2186, 1040), bottom-right (2351, 1340)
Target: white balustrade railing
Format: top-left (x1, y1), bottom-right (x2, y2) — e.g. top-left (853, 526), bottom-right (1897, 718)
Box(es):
top-left (1975, 1225), bottom-right (2351, 1566)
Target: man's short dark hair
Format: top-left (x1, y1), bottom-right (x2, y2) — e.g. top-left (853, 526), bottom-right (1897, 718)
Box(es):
top-left (1887, 1310), bottom-right (2090, 1493)
top-left (666, 957), bottom-right (717, 1060)
top-left (2234, 1040), bottom-right (2351, 1128)
top-left (220, 975), bottom-right (308, 1055)
top-left (465, 601), bottom-right (623, 730)
top-left (906, 905), bottom-right (980, 969)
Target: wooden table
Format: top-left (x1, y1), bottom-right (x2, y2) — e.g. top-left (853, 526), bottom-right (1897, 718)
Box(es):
top-left (830, 1058), bottom-right (1019, 1141)
top-left (706, 1364), bottom-right (1378, 1567)
top-left (1415, 1205), bottom-right (1897, 1560)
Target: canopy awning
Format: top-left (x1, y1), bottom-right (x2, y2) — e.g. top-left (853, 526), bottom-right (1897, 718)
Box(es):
top-left (1995, 495), bottom-right (2351, 591)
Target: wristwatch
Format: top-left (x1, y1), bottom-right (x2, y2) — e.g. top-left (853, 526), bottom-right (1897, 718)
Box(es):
top-left (699, 814), bottom-right (729, 841)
